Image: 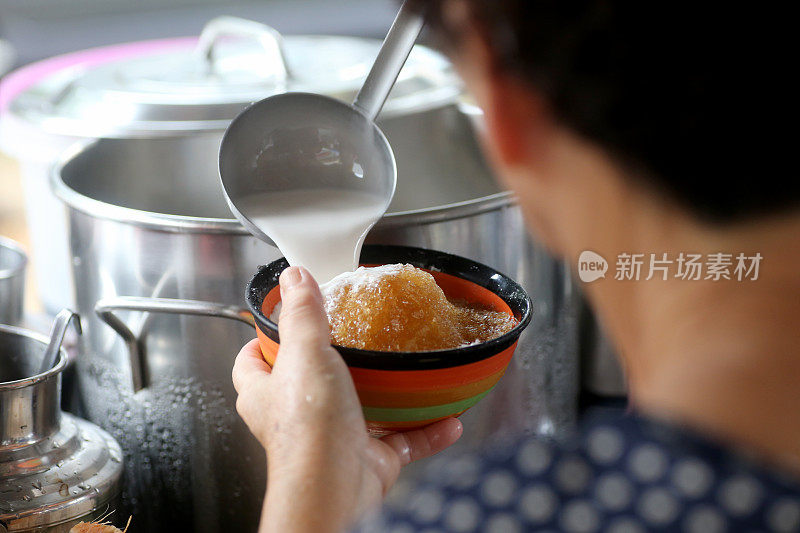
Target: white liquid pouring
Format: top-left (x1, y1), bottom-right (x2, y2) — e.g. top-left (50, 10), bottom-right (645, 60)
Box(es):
top-left (239, 189), bottom-right (388, 285)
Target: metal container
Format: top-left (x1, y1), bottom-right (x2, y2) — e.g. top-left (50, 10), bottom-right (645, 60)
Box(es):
top-left (0, 237), bottom-right (26, 326)
top-left (580, 306), bottom-right (627, 400)
top-left (52, 105), bottom-right (579, 532)
top-left (0, 325), bottom-right (123, 533)
top-left (0, 16), bottom-right (459, 314)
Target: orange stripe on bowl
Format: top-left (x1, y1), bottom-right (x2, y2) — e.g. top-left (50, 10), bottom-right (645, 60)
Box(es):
top-left (259, 329), bottom-right (516, 392)
top-left (356, 368), bottom-right (506, 408)
top-left (256, 328), bottom-right (279, 367)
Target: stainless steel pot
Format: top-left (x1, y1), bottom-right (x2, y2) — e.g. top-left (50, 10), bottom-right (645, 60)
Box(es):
top-left (52, 104), bottom-right (579, 532)
top-left (0, 324), bottom-right (123, 532)
top-left (580, 306), bottom-right (627, 399)
top-left (0, 16), bottom-right (459, 314)
top-left (0, 237), bottom-right (26, 326)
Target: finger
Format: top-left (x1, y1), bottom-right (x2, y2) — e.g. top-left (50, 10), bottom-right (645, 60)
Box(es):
top-left (232, 338), bottom-right (271, 394)
top-left (277, 266), bottom-right (335, 364)
top-left (380, 418), bottom-right (464, 467)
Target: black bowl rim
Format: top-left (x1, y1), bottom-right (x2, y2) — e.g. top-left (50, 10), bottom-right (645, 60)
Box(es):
top-left (245, 244), bottom-right (533, 370)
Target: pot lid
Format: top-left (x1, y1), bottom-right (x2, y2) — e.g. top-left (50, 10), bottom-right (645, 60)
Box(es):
top-left (0, 17), bottom-right (460, 138)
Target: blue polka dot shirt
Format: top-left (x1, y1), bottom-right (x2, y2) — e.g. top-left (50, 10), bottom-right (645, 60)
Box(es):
top-left (357, 412), bottom-right (800, 532)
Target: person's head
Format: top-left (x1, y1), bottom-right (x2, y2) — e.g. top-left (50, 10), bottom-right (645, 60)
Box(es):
top-left (409, 0), bottom-right (798, 261)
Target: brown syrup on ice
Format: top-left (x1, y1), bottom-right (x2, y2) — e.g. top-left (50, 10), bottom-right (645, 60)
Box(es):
top-left (321, 264), bottom-right (516, 351)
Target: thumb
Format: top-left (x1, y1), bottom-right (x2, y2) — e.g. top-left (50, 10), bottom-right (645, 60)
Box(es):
top-left (277, 266), bottom-right (334, 364)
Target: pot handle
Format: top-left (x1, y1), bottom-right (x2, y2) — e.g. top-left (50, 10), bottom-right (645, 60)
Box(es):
top-left (95, 296), bottom-right (254, 393)
top-left (195, 16), bottom-right (292, 81)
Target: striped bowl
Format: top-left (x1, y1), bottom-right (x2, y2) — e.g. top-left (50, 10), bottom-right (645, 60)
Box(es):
top-left (245, 244), bottom-right (532, 437)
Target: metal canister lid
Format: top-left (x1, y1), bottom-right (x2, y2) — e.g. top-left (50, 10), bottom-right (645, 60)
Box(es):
top-left (1, 16), bottom-right (460, 138)
top-left (1, 326), bottom-right (123, 531)
top-left (0, 415), bottom-right (124, 531)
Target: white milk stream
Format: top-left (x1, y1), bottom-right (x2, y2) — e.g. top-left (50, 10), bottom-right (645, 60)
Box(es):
top-left (239, 189), bottom-right (388, 285)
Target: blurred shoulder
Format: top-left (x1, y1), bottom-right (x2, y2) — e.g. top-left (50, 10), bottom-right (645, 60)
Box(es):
top-left (357, 411), bottom-right (800, 532)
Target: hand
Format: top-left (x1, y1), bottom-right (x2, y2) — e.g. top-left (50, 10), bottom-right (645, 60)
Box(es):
top-left (232, 266), bottom-right (463, 533)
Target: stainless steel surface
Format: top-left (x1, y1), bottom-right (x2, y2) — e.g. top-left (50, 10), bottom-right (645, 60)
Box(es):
top-left (0, 325), bottom-right (123, 532)
top-left (55, 133), bottom-right (277, 530)
top-left (3, 26), bottom-right (457, 139)
top-left (353, 1), bottom-right (425, 121)
top-left (95, 297), bottom-right (253, 392)
top-left (0, 237), bottom-right (26, 326)
top-left (196, 17), bottom-right (292, 81)
top-left (52, 104), bottom-right (579, 532)
top-left (0, 40), bottom-right (13, 77)
top-left (580, 307), bottom-right (627, 397)
top-left (38, 310), bottom-right (82, 375)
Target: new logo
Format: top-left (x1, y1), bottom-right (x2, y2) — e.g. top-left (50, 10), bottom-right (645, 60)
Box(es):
top-left (578, 250), bottom-right (608, 282)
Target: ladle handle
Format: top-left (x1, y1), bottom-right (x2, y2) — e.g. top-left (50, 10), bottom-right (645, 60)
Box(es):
top-left (352, 1), bottom-right (425, 121)
top-left (39, 309), bottom-right (81, 374)
top-left (95, 297), bottom-right (254, 393)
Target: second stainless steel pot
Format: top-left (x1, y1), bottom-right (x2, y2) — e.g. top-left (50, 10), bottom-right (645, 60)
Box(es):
top-left (53, 105), bottom-right (579, 532)
top-left (0, 237), bottom-right (26, 326)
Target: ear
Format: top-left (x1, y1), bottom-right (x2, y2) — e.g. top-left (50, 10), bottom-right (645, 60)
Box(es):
top-left (483, 72), bottom-right (550, 168)
top-left (444, 1), bottom-right (551, 169)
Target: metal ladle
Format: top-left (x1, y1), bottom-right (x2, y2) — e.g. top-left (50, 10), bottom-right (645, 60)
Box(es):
top-left (218, 1), bottom-right (424, 245)
top-left (38, 309), bottom-right (81, 374)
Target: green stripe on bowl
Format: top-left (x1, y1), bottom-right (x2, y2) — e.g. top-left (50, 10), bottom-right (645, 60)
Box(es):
top-left (362, 388), bottom-right (493, 422)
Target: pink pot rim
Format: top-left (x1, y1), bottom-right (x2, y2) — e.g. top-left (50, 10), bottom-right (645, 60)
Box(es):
top-left (0, 36), bottom-right (197, 113)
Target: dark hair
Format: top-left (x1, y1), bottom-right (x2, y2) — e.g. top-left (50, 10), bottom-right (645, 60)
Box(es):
top-left (410, 1), bottom-right (798, 222)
